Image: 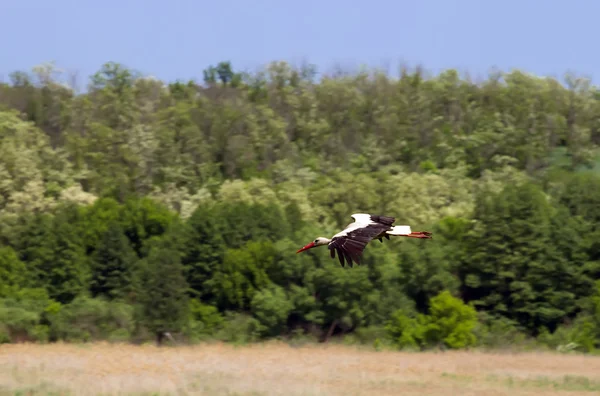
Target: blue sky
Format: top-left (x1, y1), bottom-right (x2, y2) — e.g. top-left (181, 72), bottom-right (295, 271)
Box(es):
top-left (2, 0), bottom-right (598, 85)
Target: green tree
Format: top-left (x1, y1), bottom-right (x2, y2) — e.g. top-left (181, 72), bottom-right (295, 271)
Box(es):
top-left (137, 234), bottom-right (189, 345)
top-left (17, 206), bottom-right (88, 304)
top-left (90, 221), bottom-right (138, 300)
top-left (181, 203), bottom-right (227, 300)
top-left (461, 182), bottom-right (581, 332)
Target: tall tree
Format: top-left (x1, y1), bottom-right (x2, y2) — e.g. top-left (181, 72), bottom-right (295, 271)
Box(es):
top-left (137, 233), bottom-right (189, 345)
top-left (90, 221), bottom-right (138, 300)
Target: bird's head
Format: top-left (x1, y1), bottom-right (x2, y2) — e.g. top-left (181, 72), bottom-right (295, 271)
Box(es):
top-left (296, 237), bottom-right (330, 253)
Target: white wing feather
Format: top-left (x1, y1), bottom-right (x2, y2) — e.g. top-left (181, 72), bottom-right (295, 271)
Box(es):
top-left (332, 213), bottom-right (375, 238)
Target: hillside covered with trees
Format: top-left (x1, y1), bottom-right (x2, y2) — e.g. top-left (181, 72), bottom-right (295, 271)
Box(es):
top-left (0, 60), bottom-right (599, 352)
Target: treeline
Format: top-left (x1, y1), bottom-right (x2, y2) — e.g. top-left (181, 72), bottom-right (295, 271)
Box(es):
top-left (0, 61), bottom-right (599, 351)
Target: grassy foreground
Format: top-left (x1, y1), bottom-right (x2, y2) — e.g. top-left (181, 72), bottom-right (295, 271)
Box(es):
top-left (1, 342), bottom-right (600, 395)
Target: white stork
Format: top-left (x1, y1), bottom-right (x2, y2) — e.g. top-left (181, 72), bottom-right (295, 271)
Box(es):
top-left (296, 213), bottom-right (432, 267)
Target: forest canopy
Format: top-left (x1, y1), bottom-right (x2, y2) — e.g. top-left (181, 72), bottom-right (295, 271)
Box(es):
top-left (0, 60), bottom-right (599, 351)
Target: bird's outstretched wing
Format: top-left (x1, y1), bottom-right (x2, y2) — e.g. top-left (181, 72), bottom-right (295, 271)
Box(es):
top-left (328, 213), bottom-right (395, 267)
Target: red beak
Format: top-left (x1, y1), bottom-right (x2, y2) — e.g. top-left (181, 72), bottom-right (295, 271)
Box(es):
top-left (296, 242), bottom-right (316, 253)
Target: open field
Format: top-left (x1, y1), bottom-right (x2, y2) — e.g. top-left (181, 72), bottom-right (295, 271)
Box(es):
top-left (1, 342), bottom-right (600, 396)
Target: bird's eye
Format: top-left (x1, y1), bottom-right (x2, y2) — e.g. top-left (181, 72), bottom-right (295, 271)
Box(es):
top-left (314, 239), bottom-right (318, 243)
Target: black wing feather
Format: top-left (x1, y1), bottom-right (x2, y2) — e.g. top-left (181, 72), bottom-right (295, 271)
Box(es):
top-left (336, 248), bottom-right (345, 267)
top-left (327, 222), bottom-right (391, 267)
top-left (369, 215), bottom-right (395, 227)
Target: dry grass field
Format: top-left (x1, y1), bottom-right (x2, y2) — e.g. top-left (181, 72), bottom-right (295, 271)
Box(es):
top-left (1, 341), bottom-right (600, 396)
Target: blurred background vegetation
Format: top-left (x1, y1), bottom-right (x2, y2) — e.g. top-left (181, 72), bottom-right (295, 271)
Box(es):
top-left (0, 60), bottom-right (599, 353)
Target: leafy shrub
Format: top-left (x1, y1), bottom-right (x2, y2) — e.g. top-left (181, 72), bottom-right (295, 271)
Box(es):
top-left (473, 312), bottom-right (530, 349)
top-left (386, 290), bottom-right (478, 350)
top-left (250, 284), bottom-right (293, 338)
top-left (214, 312), bottom-right (262, 344)
top-left (184, 299), bottom-right (224, 342)
top-left (0, 288), bottom-right (55, 342)
top-left (48, 296), bottom-right (135, 342)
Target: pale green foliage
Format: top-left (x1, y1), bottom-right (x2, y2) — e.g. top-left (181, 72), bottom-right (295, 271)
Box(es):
top-left (0, 111), bottom-right (73, 218)
top-left (3, 178), bottom-right (55, 215)
top-left (0, 164), bottom-right (13, 208)
top-left (426, 290), bottom-right (478, 348)
top-left (275, 180), bottom-right (327, 224)
top-left (478, 165), bottom-right (533, 196)
top-left (149, 184), bottom-right (212, 219)
top-left (217, 179), bottom-right (278, 205)
top-left (59, 184), bottom-right (98, 206)
top-left (0, 112), bottom-right (47, 189)
top-left (386, 290), bottom-right (478, 350)
top-left (386, 167), bottom-right (475, 226)
top-left (124, 124), bottom-right (160, 194)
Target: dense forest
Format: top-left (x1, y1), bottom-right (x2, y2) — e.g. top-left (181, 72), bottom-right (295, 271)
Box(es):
top-left (0, 61), bottom-right (599, 352)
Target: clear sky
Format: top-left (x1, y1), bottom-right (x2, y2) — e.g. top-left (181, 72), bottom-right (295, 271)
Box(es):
top-left (2, 0), bottom-right (598, 85)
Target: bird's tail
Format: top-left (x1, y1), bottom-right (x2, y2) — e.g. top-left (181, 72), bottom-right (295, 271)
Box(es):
top-left (386, 225), bottom-right (411, 235)
top-left (386, 226), bottom-right (432, 239)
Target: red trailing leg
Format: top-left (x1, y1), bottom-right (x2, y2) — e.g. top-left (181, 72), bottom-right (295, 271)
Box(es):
top-left (403, 231), bottom-right (432, 239)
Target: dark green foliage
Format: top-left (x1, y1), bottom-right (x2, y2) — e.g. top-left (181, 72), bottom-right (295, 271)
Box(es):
top-left (0, 246), bottom-right (27, 297)
top-left (397, 240), bottom-right (459, 312)
top-left (460, 182), bottom-right (586, 333)
top-left (79, 198), bottom-right (124, 255)
top-left (136, 234), bottom-right (189, 342)
top-left (89, 221), bottom-right (138, 300)
top-left (536, 281), bottom-right (600, 353)
top-left (211, 241), bottom-right (277, 311)
top-left (308, 266), bottom-right (383, 337)
top-left (218, 201), bottom-right (290, 249)
top-left (15, 206), bottom-right (88, 304)
top-left (120, 197), bottom-right (178, 257)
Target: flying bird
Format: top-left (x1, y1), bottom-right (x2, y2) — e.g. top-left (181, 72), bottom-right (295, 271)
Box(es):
top-left (296, 213), bottom-right (432, 267)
